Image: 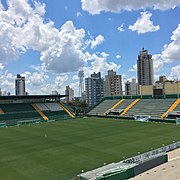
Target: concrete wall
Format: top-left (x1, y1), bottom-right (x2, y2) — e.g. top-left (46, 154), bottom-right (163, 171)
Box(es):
top-left (164, 82), bottom-right (180, 94)
top-left (139, 85), bottom-right (153, 95)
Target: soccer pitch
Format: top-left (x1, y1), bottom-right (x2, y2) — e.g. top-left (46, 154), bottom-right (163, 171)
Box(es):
top-left (0, 118), bottom-right (179, 180)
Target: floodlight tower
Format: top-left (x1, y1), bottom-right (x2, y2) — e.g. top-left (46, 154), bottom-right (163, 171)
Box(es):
top-left (78, 70), bottom-right (84, 97)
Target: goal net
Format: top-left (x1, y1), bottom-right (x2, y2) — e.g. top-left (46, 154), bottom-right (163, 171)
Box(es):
top-left (0, 122), bottom-right (7, 128)
top-left (133, 115), bottom-right (151, 122)
top-left (175, 118), bottom-right (180, 125)
top-left (17, 119), bottom-right (40, 126)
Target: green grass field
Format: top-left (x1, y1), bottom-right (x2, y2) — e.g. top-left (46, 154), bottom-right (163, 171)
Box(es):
top-left (0, 118), bottom-right (179, 180)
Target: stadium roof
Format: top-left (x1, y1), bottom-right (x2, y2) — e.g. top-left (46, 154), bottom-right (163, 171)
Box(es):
top-left (0, 95), bottom-right (67, 100)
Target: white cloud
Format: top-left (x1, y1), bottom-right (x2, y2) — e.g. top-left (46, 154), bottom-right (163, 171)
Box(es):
top-left (128, 64), bottom-right (137, 72)
top-left (88, 35), bottom-right (105, 49)
top-left (55, 75), bottom-right (68, 87)
top-left (19, 71), bottom-right (49, 93)
top-left (0, 0), bottom-right (47, 62)
top-left (76, 12), bottom-right (83, 17)
top-left (81, 0), bottom-right (180, 14)
top-left (40, 21), bottom-right (87, 73)
top-left (0, 0), bottom-right (121, 95)
top-left (83, 52), bottom-right (121, 77)
top-left (116, 55), bottom-right (121, 59)
top-left (152, 54), bottom-right (165, 72)
top-left (0, 1), bottom-right (86, 73)
top-left (30, 83), bottom-right (53, 95)
top-left (0, 63), bottom-right (4, 70)
top-left (168, 65), bottom-right (180, 80)
top-left (25, 74), bottom-right (68, 95)
top-left (129, 11), bottom-right (160, 34)
top-left (117, 23), bottom-right (124, 32)
top-left (0, 70), bottom-right (15, 93)
top-left (69, 81), bottom-right (79, 96)
top-left (0, 65), bottom-right (69, 95)
top-left (0, 0), bottom-right (42, 60)
top-left (152, 24), bottom-right (180, 73)
top-left (29, 72), bottom-right (49, 86)
top-left (72, 75), bottom-right (79, 80)
top-left (161, 24), bottom-right (180, 61)
top-left (0, 0), bottom-right (119, 77)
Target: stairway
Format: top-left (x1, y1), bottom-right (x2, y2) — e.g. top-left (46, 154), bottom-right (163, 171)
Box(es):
top-left (31, 104), bottom-right (48, 121)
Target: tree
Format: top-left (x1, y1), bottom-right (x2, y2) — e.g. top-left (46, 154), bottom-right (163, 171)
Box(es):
top-left (68, 98), bottom-right (88, 115)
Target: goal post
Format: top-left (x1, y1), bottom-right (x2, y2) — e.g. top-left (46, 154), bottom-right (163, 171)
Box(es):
top-left (175, 118), bottom-right (180, 125)
top-left (133, 115), bottom-right (151, 122)
top-left (0, 122), bottom-right (7, 128)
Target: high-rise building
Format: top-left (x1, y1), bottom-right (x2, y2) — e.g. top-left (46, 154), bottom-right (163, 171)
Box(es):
top-left (15, 74), bottom-right (26, 96)
top-left (125, 78), bottom-right (138, 95)
top-left (65, 86), bottom-right (74, 103)
top-left (85, 72), bottom-right (104, 107)
top-left (137, 48), bottom-right (154, 86)
top-left (105, 70), bottom-right (122, 96)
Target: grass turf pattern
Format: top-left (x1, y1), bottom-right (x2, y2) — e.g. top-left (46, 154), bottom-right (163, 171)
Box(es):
top-left (0, 118), bottom-right (179, 180)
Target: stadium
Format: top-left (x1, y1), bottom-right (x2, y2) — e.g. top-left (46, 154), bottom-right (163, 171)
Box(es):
top-left (0, 94), bottom-right (180, 180)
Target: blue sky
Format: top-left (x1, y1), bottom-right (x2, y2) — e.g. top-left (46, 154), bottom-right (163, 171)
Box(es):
top-left (0, 0), bottom-right (180, 96)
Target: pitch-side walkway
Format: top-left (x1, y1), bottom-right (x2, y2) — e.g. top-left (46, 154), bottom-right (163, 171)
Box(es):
top-left (130, 148), bottom-right (180, 180)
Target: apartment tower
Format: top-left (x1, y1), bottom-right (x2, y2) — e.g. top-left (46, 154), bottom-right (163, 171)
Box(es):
top-left (15, 74), bottom-right (26, 96)
top-left (105, 70), bottom-right (122, 96)
top-left (65, 86), bottom-right (74, 103)
top-left (137, 48), bottom-right (154, 86)
top-left (85, 72), bottom-right (104, 107)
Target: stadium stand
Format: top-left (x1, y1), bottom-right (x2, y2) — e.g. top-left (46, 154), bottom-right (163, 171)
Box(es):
top-left (35, 103), bottom-right (49, 111)
top-left (33, 102), bottom-right (72, 120)
top-left (174, 102), bottom-right (180, 111)
top-left (31, 103), bottom-right (48, 121)
top-left (0, 103), bottom-right (35, 113)
top-left (161, 98), bottom-right (180, 119)
top-left (120, 99), bottom-right (140, 116)
top-left (0, 103), bottom-right (41, 125)
top-left (87, 96), bottom-right (180, 120)
top-left (104, 99), bottom-right (135, 116)
top-left (115, 99), bottom-right (134, 110)
top-left (88, 99), bottom-right (120, 115)
top-left (0, 95), bottom-right (75, 126)
top-left (45, 103), bottom-right (63, 111)
top-left (35, 103), bottom-right (63, 111)
top-left (110, 99), bottom-right (124, 109)
top-left (33, 102), bottom-right (75, 119)
top-left (0, 110), bottom-right (41, 125)
top-left (57, 102), bottom-right (75, 118)
top-left (122, 99), bottom-right (176, 118)
top-left (43, 110), bottom-right (68, 120)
